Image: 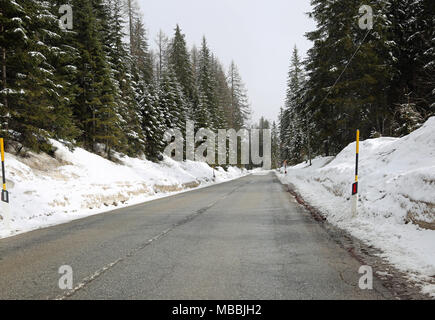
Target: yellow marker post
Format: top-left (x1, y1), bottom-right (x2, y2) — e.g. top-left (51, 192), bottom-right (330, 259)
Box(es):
top-left (1, 138), bottom-right (11, 230)
top-left (1, 138), bottom-right (8, 201)
top-left (351, 130), bottom-right (360, 217)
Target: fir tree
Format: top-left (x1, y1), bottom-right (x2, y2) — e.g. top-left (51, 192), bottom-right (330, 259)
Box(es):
top-left (71, 0), bottom-right (122, 156)
top-left (104, 0), bottom-right (144, 156)
top-left (284, 46), bottom-right (305, 164)
top-left (304, 0), bottom-right (393, 155)
top-left (271, 121), bottom-right (280, 169)
top-left (1, 0), bottom-right (78, 153)
top-left (140, 83), bottom-right (165, 160)
top-left (227, 61), bottom-right (250, 130)
top-left (195, 37), bottom-right (214, 129)
top-left (168, 25), bottom-right (194, 106)
top-left (158, 66), bottom-right (188, 133)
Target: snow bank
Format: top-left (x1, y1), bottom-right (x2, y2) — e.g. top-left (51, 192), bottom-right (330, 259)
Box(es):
top-left (278, 117), bottom-right (435, 297)
top-left (0, 140), bottom-right (247, 239)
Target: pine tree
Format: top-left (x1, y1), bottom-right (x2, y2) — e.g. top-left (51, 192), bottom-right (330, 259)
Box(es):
top-left (158, 66), bottom-right (188, 133)
top-left (195, 37), bottom-right (214, 129)
top-left (140, 83), bottom-right (165, 160)
top-left (227, 61), bottom-right (250, 130)
top-left (189, 45), bottom-right (201, 122)
top-left (387, 0), bottom-right (434, 134)
top-left (126, 0), bottom-right (141, 54)
top-left (283, 46), bottom-right (305, 164)
top-left (71, 0), bottom-right (122, 155)
top-left (128, 14), bottom-right (162, 159)
top-left (0, 0), bottom-right (32, 145)
top-left (104, 0), bottom-right (144, 156)
top-left (155, 30), bottom-right (169, 83)
top-left (278, 107), bottom-right (286, 163)
top-left (211, 57), bottom-right (229, 129)
top-left (0, 0), bottom-right (256, 164)
top-left (131, 17), bottom-right (153, 85)
top-left (271, 121), bottom-right (280, 169)
top-left (304, 0), bottom-right (393, 155)
top-left (168, 25), bottom-right (194, 107)
top-left (1, 0), bottom-right (79, 153)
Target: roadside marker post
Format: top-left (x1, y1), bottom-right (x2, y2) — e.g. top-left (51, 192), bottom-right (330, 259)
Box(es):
top-left (351, 130), bottom-right (359, 217)
top-left (1, 138), bottom-right (11, 229)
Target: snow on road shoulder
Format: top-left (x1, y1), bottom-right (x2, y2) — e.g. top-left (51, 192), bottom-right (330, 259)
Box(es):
top-left (277, 117), bottom-right (435, 297)
top-left (0, 140), bottom-right (247, 239)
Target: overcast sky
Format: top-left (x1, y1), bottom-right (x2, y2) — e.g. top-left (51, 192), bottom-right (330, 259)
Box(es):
top-left (138, 0), bottom-right (316, 124)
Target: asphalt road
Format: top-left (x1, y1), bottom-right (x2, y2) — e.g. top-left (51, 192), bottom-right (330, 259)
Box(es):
top-left (0, 173), bottom-right (393, 299)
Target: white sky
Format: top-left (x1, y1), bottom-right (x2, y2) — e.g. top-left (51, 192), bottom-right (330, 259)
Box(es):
top-left (138, 0), bottom-right (316, 124)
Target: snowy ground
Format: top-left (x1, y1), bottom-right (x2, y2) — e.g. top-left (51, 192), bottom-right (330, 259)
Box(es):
top-left (0, 140), bottom-right (247, 239)
top-left (277, 117), bottom-right (435, 298)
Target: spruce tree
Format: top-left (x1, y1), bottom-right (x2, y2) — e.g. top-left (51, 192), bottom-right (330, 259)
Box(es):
top-left (104, 0), bottom-right (144, 156)
top-left (71, 0), bottom-right (122, 156)
top-left (1, 0), bottom-right (78, 153)
top-left (158, 66), bottom-right (188, 133)
top-left (131, 17), bottom-right (153, 85)
top-left (227, 61), bottom-right (250, 130)
top-left (0, 0), bottom-right (30, 143)
top-left (387, 0), bottom-right (434, 134)
top-left (140, 83), bottom-right (165, 160)
top-left (168, 25), bottom-right (194, 107)
top-left (271, 121), bottom-right (280, 169)
top-left (284, 46), bottom-right (305, 164)
top-left (195, 37), bottom-right (214, 129)
top-left (304, 0), bottom-right (393, 155)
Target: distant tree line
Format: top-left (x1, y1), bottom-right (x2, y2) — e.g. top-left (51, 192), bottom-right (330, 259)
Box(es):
top-left (0, 0), bottom-right (250, 161)
top-left (280, 0), bottom-right (434, 165)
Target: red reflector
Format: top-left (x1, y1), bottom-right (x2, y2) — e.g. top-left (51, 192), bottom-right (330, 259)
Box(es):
top-left (352, 182), bottom-right (358, 195)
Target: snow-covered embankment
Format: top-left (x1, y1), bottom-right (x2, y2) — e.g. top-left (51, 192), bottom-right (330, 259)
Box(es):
top-left (277, 117), bottom-right (435, 297)
top-left (0, 140), bottom-right (247, 239)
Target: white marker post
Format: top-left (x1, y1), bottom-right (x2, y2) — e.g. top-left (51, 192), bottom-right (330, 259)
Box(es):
top-left (1, 138), bottom-right (11, 230)
top-left (351, 130), bottom-right (359, 217)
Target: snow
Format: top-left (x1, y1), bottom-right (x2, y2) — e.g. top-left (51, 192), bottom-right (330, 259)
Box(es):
top-left (0, 140), bottom-right (247, 239)
top-left (13, 28), bottom-right (27, 40)
top-left (11, 17), bottom-right (23, 23)
top-left (277, 117), bottom-right (435, 297)
top-left (0, 88), bottom-right (25, 95)
top-left (28, 51), bottom-right (46, 60)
